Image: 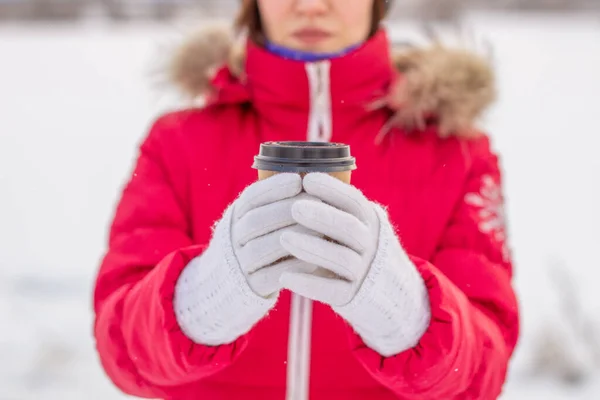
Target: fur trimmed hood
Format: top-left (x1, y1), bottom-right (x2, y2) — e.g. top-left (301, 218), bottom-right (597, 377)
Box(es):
top-left (168, 26), bottom-right (496, 138)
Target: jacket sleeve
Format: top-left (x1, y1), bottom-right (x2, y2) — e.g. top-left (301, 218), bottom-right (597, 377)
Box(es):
top-left (93, 114), bottom-right (249, 398)
top-left (347, 136), bottom-right (520, 399)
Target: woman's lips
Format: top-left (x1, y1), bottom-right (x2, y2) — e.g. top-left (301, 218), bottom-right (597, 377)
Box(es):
top-left (292, 28), bottom-right (332, 45)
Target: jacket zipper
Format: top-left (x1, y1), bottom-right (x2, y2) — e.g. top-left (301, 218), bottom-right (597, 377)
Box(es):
top-left (286, 61), bottom-right (332, 400)
top-left (305, 61), bottom-right (332, 143)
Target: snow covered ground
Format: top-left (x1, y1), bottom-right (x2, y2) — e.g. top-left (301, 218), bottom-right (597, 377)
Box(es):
top-left (1, 12), bottom-right (599, 399)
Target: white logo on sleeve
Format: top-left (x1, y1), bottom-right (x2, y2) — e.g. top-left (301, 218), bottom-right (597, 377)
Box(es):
top-left (464, 174), bottom-right (511, 263)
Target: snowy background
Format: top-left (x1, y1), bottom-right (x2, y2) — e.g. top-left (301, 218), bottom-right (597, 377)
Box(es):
top-left (1, 11), bottom-right (600, 400)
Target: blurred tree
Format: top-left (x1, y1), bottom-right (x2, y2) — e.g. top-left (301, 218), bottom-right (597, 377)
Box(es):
top-left (0, 0), bottom-right (598, 23)
top-left (416, 0), bottom-right (464, 22)
top-left (32, 0), bottom-right (87, 20)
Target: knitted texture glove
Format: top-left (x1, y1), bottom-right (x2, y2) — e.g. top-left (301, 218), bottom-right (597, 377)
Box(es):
top-left (174, 173), bottom-right (312, 345)
top-left (280, 173), bottom-right (431, 356)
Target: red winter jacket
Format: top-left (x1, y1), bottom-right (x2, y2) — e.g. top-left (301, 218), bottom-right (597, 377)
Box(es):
top-left (94, 29), bottom-right (519, 399)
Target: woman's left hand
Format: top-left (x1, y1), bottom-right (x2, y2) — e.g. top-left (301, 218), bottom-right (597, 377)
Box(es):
top-left (280, 173), bottom-right (431, 356)
top-left (279, 173), bottom-right (382, 306)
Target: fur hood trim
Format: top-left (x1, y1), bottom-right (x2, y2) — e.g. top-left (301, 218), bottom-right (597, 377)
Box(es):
top-left (168, 25), bottom-right (496, 138)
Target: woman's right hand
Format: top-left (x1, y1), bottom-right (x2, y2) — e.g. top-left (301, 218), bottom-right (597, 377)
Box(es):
top-left (231, 173), bottom-right (317, 297)
top-left (174, 173), bottom-right (314, 345)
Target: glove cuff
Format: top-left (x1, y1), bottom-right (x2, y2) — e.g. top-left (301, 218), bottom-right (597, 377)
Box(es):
top-left (174, 207), bottom-right (277, 346)
top-left (334, 204), bottom-right (431, 357)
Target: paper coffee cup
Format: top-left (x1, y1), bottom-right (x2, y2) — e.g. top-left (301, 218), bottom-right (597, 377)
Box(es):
top-left (252, 141), bottom-right (356, 183)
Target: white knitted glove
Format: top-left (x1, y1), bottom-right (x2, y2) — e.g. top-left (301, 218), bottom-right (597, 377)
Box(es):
top-left (280, 173), bottom-right (431, 356)
top-left (174, 173), bottom-right (313, 346)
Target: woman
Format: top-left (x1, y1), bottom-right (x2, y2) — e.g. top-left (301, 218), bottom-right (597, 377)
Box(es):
top-left (93, 0), bottom-right (519, 399)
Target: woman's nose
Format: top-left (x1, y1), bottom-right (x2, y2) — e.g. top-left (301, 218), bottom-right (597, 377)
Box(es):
top-left (295, 0), bottom-right (329, 16)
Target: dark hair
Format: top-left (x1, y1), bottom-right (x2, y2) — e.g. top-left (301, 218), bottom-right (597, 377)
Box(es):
top-left (234, 0), bottom-right (387, 45)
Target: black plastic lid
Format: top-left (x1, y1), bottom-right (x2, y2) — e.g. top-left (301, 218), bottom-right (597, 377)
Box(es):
top-left (252, 141), bottom-right (356, 173)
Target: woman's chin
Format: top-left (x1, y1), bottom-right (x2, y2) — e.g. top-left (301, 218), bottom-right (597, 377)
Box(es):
top-left (287, 39), bottom-right (341, 54)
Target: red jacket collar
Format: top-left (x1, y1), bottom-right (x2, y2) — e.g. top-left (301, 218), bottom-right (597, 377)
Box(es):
top-left (209, 30), bottom-right (396, 142)
top-left (245, 30), bottom-right (394, 110)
